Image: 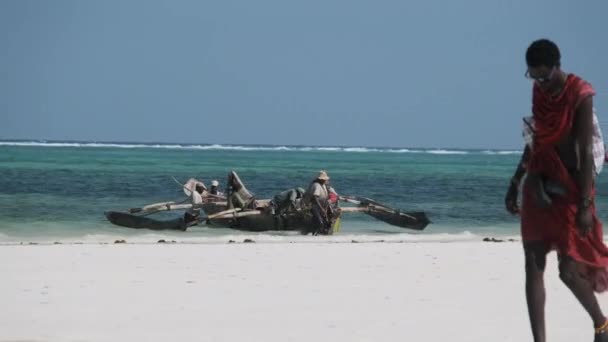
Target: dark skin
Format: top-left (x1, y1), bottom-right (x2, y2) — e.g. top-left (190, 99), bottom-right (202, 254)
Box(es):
top-left (506, 65), bottom-right (606, 341)
top-left (312, 179), bottom-right (330, 217)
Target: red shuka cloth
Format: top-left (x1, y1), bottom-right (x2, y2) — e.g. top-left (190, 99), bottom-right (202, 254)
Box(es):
top-left (521, 74), bottom-right (608, 292)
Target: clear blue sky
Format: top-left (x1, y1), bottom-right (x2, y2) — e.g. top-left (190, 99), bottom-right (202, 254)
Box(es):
top-left (1, 0), bottom-right (607, 149)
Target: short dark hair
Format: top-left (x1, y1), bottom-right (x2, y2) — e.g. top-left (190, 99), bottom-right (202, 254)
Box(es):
top-left (526, 39), bottom-right (561, 68)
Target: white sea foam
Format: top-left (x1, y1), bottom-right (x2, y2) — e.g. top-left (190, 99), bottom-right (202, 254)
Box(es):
top-left (0, 141), bottom-right (522, 155)
top-left (342, 147), bottom-right (380, 152)
top-left (481, 150), bottom-right (523, 155)
top-left (315, 147), bottom-right (342, 151)
top-left (426, 149), bottom-right (469, 155)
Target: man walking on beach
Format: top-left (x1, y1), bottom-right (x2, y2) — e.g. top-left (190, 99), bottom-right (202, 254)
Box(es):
top-left (505, 39), bottom-right (608, 342)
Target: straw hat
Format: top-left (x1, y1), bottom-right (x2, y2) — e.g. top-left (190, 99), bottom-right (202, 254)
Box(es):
top-left (317, 170), bottom-right (330, 181)
top-left (211, 180), bottom-right (219, 187)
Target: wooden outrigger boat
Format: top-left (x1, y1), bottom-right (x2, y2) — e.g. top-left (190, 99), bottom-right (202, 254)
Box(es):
top-left (104, 171), bottom-right (430, 234)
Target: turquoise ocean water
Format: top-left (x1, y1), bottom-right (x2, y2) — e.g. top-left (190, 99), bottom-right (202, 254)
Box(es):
top-left (2, 140), bottom-right (608, 243)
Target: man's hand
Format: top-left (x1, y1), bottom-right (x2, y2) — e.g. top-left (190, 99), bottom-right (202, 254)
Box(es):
top-left (576, 206), bottom-right (594, 236)
top-left (505, 182), bottom-right (519, 215)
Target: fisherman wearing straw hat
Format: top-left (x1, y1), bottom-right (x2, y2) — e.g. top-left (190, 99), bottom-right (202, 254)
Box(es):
top-left (304, 170), bottom-right (331, 235)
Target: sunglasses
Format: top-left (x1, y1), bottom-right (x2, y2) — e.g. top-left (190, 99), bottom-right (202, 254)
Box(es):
top-left (525, 66), bottom-right (556, 84)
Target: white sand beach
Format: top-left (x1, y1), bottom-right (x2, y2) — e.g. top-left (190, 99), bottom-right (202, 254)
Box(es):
top-left (2, 241), bottom-right (606, 341)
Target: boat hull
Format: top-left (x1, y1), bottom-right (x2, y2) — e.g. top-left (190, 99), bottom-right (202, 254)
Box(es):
top-left (105, 211), bottom-right (187, 231)
top-left (206, 209), bottom-right (341, 234)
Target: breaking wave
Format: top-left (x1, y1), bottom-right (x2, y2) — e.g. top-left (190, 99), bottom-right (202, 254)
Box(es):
top-left (0, 140), bottom-right (521, 155)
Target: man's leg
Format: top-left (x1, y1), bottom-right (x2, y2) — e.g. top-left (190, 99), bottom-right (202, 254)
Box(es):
top-left (558, 256), bottom-right (607, 338)
top-left (524, 241), bottom-right (550, 342)
top-left (311, 205), bottom-right (324, 235)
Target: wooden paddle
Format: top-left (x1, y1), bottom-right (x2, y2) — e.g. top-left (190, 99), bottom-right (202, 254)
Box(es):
top-left (205, 208), bottom-right (242, 220)
top-left (204, 208), bottom-right (263, 222)
top-left (128, 202), bottom-right (209, 216)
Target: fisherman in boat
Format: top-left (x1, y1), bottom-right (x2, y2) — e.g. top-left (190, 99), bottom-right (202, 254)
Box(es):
top-left (303, 170), bottom-right (332, 235)
top-left (183, 178), bottom-right (208, 197)
top-left (272, 187), bottom-right (306, 215)
top-left (269, 187), bottom-right (306, 229)
top-left (184, 184), bottom-right (205, 225)
top-left (209, 180), bottom-right (224, 197)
